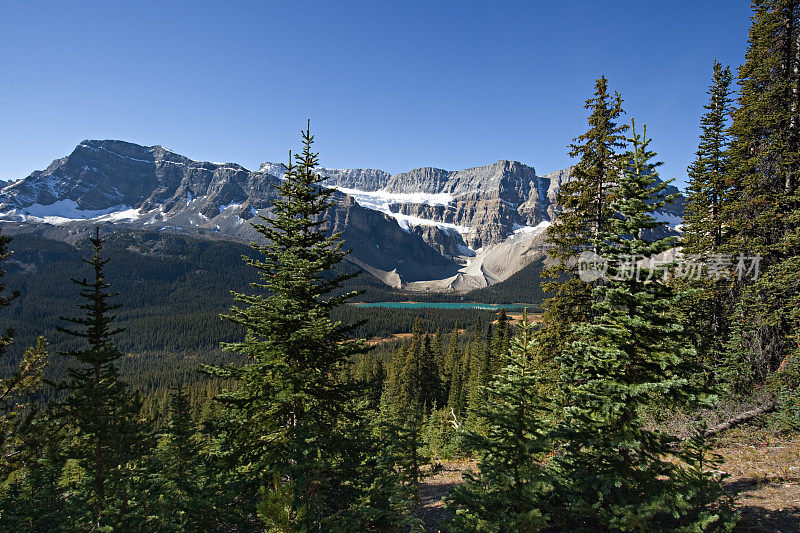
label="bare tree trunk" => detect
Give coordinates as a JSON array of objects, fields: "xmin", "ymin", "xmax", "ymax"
[{"xmin": 702, "ymin": 399, "xmax": 777, "ymax": 439}]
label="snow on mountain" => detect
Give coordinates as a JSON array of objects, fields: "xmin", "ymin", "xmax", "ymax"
[
  {"xmin": 2, "ymin": 199, "xmax": 142, "ymax": 225},
  {"xmin": 0, "ymin": 140, "xmax": 684, "ymax": 293}
]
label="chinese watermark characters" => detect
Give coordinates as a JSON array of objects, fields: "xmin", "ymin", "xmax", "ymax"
[{"xmin": 578, "ymin": 251, "xmax": 761, "ymax": 283}]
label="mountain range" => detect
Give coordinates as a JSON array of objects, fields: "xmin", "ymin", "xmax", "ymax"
[{"xmin": 0, "ymin": 140, "xmax": 683, "ymax": 292}]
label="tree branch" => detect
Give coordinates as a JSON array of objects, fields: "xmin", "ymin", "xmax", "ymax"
[{"xmin": 702, "ymin": 399, "xmax": 777, "ymax": 439}]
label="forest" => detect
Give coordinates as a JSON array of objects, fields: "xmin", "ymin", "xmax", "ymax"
[{"xmin": 2, "ymin": 1, "xmax": 800, "ymax": 531}]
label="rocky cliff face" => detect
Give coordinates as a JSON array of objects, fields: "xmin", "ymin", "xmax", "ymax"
[
  {"xmin": 1, "ymin": 140, "xmax": 684, "ymax": 293},
  {"xmin": 261, "ymin": 159, "xmax": 549, "ymax": 249}
]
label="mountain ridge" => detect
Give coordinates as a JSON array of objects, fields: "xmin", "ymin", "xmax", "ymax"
[{"xmin": 0, "ymin": 139, "xmax": 684, "ymax": 293}]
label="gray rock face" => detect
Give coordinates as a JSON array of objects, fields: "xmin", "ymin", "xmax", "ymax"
[
  {"xmin": 1, "ymin": 140, "xmax": 684, "ymax": 293},
  {"xmin": 0, "ymin": 141, "xmax": 461, "ymax": 287},
  {"xmin": 2, "ymin": 140, "xmax": 270, "ymax": 215},
  {"xmin": 260, "ymin": 159, "xmax": 550, "ymax": 249},
  {"xmin": 258, "ymin": 162, "xmax": 392, "ymax": 191}
]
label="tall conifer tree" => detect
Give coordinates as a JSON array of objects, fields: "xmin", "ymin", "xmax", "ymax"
[
  {"xmin": 552, "ymin": 123, "xmax": 734, "ymax": 530},
  {"xmin": 57, "ymin": 227, "xmax": 148, "ymax": 528},
  {"xmin": 685, "ymin": 61, "xmax": 734, "ymax": 254},
  {"xmin": 683, "ymin": 61, "xmax": 735, "ymax": 371},
  {"xmin": 447, "ymin": 310, "xmax": 553, "ymax": 531},
  {"xmin": 208, "ymin": 122, "xmax": 378, "ymax": 529},
  {"xmin": 540, "ymin": 77, "xmax": 628, "ymax": 360},
  {"xmin": 724, "ymin": 0, "xmax": 800, "ymax": 389}
]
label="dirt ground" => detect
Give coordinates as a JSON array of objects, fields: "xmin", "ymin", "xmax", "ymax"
[
  {"xmin": 418, "ymin": 438, "xmax": 800, "ymax": 532},
  {"xmin": 718, "ymin": 437, "xmax": 800, "ymax": 532},
  {"xmin": 417, "ymin": 460, "xmax": 475, "ymax": 530}
]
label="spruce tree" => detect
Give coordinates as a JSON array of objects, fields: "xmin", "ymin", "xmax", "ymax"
[
  {"xmin": 157, "ymin": 382, "xmax": 204, "ymax": 529},
  {"xmin": 723, "ymin": 0, "xmax": 800, "ymax": 390},
  {"xmin": 383, "ymin": 318, "xmax": 438, "ymax": 503},
  {"xmin": 0, "ymin": 232, "xmax": 47, "ymax": 479},
  {"xmin": 396, "ymin": 318, "xmax": 440, "ymax": 414},
  {"xmin": 685, "ymin": 61, "xmax": 734, "ymax": 255},
  {"xmin": 540, "ymin": 76, "xmax": 628, "ymax": 362},
  {"xmin": 682, "ymin": 60, "xmax": 736, "ymax": 374},
  {"xmin": 57, "ymin": 227, "xmax": 148, "ymax": 528},
  {"xmin": 447, "ymin": 310, "xmax": 554, "ymax": 532},
  {"xmin": 552, "ymin": 122, "xmax": 735, "ymax": 530},
  {"xmin": 207, "ymin": 122, "xmax": 383, "ymax": 529}
]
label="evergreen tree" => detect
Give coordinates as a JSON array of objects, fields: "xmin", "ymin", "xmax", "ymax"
[
  {"xmin": 0, "ymin": 408, "xmax": 68, "ymax": 531},
  {"xmin": 207, "ymin": 122, "xmax": 391, "ymax": 529},
  {"xmin": 56, "ymin": 227, "xmax": 149, "ymax": 528},
  {"xmin": 682, "ymin": 60, "xmax": 736, "ymax": 373},
  {"xmin": 552, "ymin": 122, "xmax": 735, "ymax": 530},
  {"xmin": 0, "ymin": 231, "xmax": 47, "ymax": 479},
  {"xmin": 156, "ymin": 382, "xmax": 204, "ymax": 529},
  {"xmin": 490, "ymin": 308, "xmax": 510, "ymax": 374},
  {"xmin": 685, "ymin": 61, "xmax": 735, "ymax": 254},
  {"xmin": 396, "ymin": 318, "xmax": 440, "ymax": 414},
  {"xmin": 383, "ymin": 318, "xmax": 439, "ymax": 504},
  {"xmin": 540, "ymin": 76, "xmax": 628, "ymax": 363},
  {"xmin": 447, "ymin": 310, "xmax": 554, "ymax": 532},
  {"xmin": 723, "ymin": 0, "xmax": 800, "ymax": 390}
]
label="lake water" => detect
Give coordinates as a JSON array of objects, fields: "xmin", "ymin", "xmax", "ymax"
[{"xmin": 353, "ymin": 302, "xmax": 533, "ymax": 311}]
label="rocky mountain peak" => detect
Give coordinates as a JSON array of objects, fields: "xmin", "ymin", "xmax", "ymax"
[{"xmin": 0, "ymin": 140, "xmax": 683, "ymax": 293}]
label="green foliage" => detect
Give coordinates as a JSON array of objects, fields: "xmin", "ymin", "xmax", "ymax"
[
  {"xmin": 721, "ymin": 0, "xmax": 800, "ymax": 394},
  {"xmin": 681, "ymin": 60, "xmax": 736, "ymax": 376},
  {"xmin": 726, "ymin": 0, "xmax": 800, "ymax": 261},
  {"xmin": 205, "ymin": 123, "xmax": 401, "ymax": 529},
  {"xmin": 55, "ymin": 228, "xmax": 152, "ymax": 529},
  {"xmin": 684, "ymin": 61, "xmax": 734, "ymax": 255},
  {"xmin": 447, "ymin": 310, "xmax": 554, "ymax": 532},
  {"xmin": 724, "ymin": 256, "xmax": 800, "ymax": 391},
  {"xmin": 0, "ymin": 231, "xmax": 47, "ymax": 479},
  {"xmin": 541, "ymin": 76, "xmax": 628, "ymax": 366},
  {"xmin": 551, "ymin": 122, "xmax": 735, "ymax": 531},
  {"xmin": 0, "ymin": 406, "xmax": 68, "ymax": 531}
]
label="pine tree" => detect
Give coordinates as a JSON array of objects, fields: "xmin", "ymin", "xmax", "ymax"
[
  {"xmin": 206, "ymin": 122, "xmax": 382, "ymax": 529},
  {"xmin": 723, "ymin": 0, "xmax": 800, "ymax": 391},
  {"xmin": 552, "ymin": 122, "xmax": 735, "ymax": 530},
  {"xmin": 682, "ymin": 60, "xmax": 736, "ymax": 374},
  {"xmin": 447, "ymin": 310, "xmax": 554, "ymax": 531},
  {"xmin": 685, "ymin": 61, "xmax": 734, "ymax": 254},
  {"xmin": 0, "ymin": 232, "xmax": 47, "ymax": 479},
  {"xmin": 57, "ymin": 227, "xmax": 149, "ymax": 528},
  {"xmin": 156, "ymin": 382, "xmax": 204, "ymax": 529},
  {"xmin": 540, "ymin": 76, "xmax": 628, "ymax": 363}
]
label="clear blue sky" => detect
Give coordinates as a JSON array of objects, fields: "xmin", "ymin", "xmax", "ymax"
[{"xmin": 2, "ymin": 0, "xmax": 751, "ymax": 189}]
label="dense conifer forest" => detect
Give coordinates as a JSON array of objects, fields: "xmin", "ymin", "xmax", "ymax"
[{"xmin": 2, "ymin": 2, "xmax": 800, "ymax": 530}]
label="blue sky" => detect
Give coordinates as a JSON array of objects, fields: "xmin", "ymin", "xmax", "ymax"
[{"xmin": 2, "ymin": 0, "xmax": 751, "ymax": 188}]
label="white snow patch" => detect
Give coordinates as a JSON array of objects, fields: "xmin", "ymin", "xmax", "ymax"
[
  {"xmin": 96, "ymin": 208, "xmax": 142, "ymax": 222},
  {"xmin": 331, "ymin": 186, "xmax": 468, "ymax": 234},
  {"xmin": 333, "ymin": 186, "xmax": 452, "ymax": 208},
  {"xmin": 218, "ymin": 202, "xmax": 242, "ymax": 213},
  {"xmin": 512, "ymin": 220, "xmax": 551, "ymax": 236},
  {"xmin": 0, "ymin": 199, "xmax": 141, "ymax": 225},
  {"xmin": 186, "ymin": 191, "xmax": 193, "ymax": 205},
  {"xmin": 388, "ymin": 212, "xmax": 469, "ymax": 234}
]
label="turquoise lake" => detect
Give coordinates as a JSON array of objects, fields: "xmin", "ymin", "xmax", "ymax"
[{"xmin": 353, "ymin": 302, "xmax": 533, "ymax": 311}]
